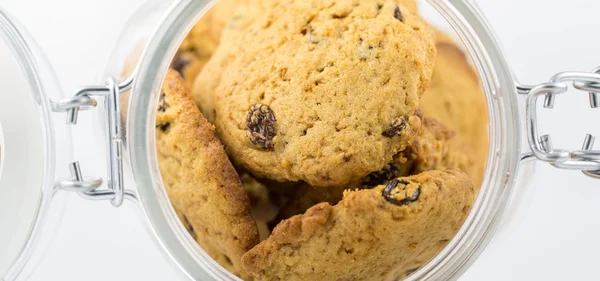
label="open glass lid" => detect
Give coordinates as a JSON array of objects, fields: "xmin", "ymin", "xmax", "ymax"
[{"xmin": 0, "ymin": 8, "xmax": 72, "ymax": 280}]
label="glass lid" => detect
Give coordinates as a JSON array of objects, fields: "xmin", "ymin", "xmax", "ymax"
[{"xmin": 0, "ymin": 8, "xmax": 71, "ymax": 280}]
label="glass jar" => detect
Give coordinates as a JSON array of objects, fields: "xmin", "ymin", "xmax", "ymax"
[{"xmin": 3, "ymin": 0, "xmax": 598, "ymax": 280}]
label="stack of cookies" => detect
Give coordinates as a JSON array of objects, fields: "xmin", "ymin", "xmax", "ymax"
[{"xmin": 156, "ymin": 0, "xmax": 488, "ymax": 280}]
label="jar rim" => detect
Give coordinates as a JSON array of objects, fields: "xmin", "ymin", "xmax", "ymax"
[{"xmin": 127, "ymin": 0, "xmax": 523, "ymax": 280}]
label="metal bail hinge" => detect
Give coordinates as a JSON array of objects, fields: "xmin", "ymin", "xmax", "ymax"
[
  {"xmin": 522, "ymin": 67, "xmax": 600, "ymax": 180},
  {"xmin": 51, "ymin": 76, "xmax": 137, "ymax": 207}
]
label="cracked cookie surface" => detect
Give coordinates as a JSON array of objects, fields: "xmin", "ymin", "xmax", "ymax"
[
  {"xmin": 195, "ymin": 0, "xmax": 435, "ymax": 187},
  {"xmin": 156, "ymin": 69, "xmax": 259, "ymax": 279},
  {"xmin": 193, "ymin": 0, "xmax": 420, "ymax": 122},
  {"xmin": 242, "ymin": 170, "xmax": 475, "ymax": 281}
]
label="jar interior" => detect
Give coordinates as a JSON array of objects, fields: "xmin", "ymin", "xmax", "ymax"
[
  {"xmin": 127, "ymin": 0, "xmax": 520, "ymax": 280},
  {"xmin": 165, "ymin": 1, "xmax": 490, "ymax": 278}
]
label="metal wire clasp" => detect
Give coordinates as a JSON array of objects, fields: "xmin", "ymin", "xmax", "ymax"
[
  {"xmin": 51, "ymin": 76, "xmax": 137, "ymax": 207},
  {"xmin": 522, "ymin": 67, "xmax": 600, "ymax": 179}
]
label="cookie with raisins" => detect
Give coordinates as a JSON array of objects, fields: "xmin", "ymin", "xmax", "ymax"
[
  {"xmin": 192, "ymin": 0, "xmax": 421, "ymax": 122},
  {"xmin": 195, "ymin": 0, "xmax": 435, "ymax": 187},
  {"xmin": 155, "ymin": 69, "xmax": 258, "ymax": 279},
  {"xmin": 242, "ymin": 170, "xmax": 475, "ymax": 281},
  {"xmin": 270, "ymin": 117, "xmax": 476, "ymax": 224}
]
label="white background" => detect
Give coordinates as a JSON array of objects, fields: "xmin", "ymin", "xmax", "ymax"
[{"xmin": 2, "ymin": 0, "xmax": 600, "ymax": 280}]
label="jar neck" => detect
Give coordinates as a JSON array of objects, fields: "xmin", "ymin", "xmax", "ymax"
[{"xmin": 125, "ymin": 0, "xmax": 522, "ymax": 280}]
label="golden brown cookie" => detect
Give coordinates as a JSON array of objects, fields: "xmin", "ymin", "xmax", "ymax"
[
  {"xmin": 156, "ymin": 69, "xmax": 259, "ymax": 279},
  {"xmin": 420, "ymin": 33, "xmax": 488, "ymax": 186},
  {"xmin": 196, "ymin": 0, "xmax": 435, "ymax": 187},
  {"xmin": 172, "ymin": 0, "xmax": 237, "ymax": 85},
  {"xmin": 192, "ymin": 0, "xmax": 419, "ymax": 122},
  {"xmin": 242, "ymin": 170, "xmax": 475, "ymax": 281}
]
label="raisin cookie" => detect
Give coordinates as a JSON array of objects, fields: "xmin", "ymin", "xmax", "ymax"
[
  {"xmin": 172, "ymin": 0, "xmax": 237, "ymax": 85},
  {"xmin": 420, "ymin": 33, "xmax": 488, "ymax": 186},
  {"xmin": 273, "ymin": 117, "xmax": 475, "ymax": 222},
  {"xmin": 192, "ymin": 0, "xmax": 419, "ymax": 122},
  {"xmin": 196, "ymin": 0, "xmax": 435, "ymax": 187},
  {"xmin": 242, "ymin": 170, "xmax": 475, "ymax": 281},
  {"xmin": 156, "ymin": 69, "xmax": 259, "ymax": 279}
]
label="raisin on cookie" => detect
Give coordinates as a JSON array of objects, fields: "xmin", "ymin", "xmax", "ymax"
[
  {"xmin": 420, "ymin": 31, "xmax": 488, "ymax": 186},
  {"xmin": 242, "ymin": 170, "xmax": 475, "ymax": 281},
  {"xmin": 156, "ymin": 69, "xmax": 259, "ymax": 279},
  {"xmin": 196, "ymin": 0, "xmax": 436, "ymax": 187}
]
